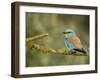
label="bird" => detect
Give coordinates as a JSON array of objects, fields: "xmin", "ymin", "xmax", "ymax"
[{"xmin": 63, "ymin": 29, "xmax": 86, "ymax": 54}]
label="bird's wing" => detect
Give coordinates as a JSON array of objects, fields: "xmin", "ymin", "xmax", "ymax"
[
  {"xmin": 64, "ymin": 38, "xmax": 75, "ymax": 49},
  {"xmin": 68, "ymin": 35, "xmax": 82, "ymax": 49}
]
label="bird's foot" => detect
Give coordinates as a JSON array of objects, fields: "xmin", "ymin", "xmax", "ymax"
[{"xmin": 70, "ymin": 50, "xmax": 76, "ymax": 54}]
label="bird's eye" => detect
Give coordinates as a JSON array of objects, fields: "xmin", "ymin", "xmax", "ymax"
[
  {"xmin": 63, "ymin": 32, "xmax": 72, "ymax": 34},
  {"xmin": 67, "ymin": 32, "xmax": 71, "ymax": 33}
]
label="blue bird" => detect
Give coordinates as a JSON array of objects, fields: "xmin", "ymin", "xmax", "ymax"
[{"xmin": 63, "ymin": 29, "xmax": 86, "ymax": 54}]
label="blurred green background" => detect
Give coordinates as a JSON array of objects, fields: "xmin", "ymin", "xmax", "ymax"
[{"xmin": 26, "ymin": 12, "xmax": 89, "ymax": 67}]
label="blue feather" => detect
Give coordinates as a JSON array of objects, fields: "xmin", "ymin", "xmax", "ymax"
[{"xmin": 64, "ymin": 38, "xmax": 75, "ymax": 50}]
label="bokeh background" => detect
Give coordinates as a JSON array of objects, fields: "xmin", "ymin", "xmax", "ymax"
[{"xmin": 26, "ymin": 12, "xmax": 89, "ymax": 67}]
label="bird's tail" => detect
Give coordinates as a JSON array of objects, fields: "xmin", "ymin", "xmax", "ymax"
[{"xmin": 73, "ymin": 48, "xmax": 87, "ymax": 54}]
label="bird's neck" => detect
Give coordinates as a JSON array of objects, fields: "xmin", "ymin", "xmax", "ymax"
[{"xmin": 65, "ymin": 34, "xmax": 75, "ymax": 39}]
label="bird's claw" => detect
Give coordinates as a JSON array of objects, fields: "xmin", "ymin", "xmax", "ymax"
[{"xmin": 70, "ymin": 50, "xmax": 76, "ymax": 54}]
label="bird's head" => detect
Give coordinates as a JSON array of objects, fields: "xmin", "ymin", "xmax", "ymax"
[{"xmin": 63, "ymin": 29, "xmax": 76, "ymax": 38}]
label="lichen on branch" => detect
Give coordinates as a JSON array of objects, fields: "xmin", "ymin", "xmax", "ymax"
[{"xmin": 26, "ymin": 33, "xmax": 87, "ymax": 56}]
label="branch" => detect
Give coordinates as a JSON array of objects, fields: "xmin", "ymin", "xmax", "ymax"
[
  {"xmin": 26, "ymin": 34, "xmax": 87, "ymax": 56},
  {"xmin": 26, "ymin": 33, "xmax": 48, "ymax": 42}
]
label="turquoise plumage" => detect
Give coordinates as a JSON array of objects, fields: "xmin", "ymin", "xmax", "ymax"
[
  {"xmin": 63, "ymin": 29, "xmax": 86, "ymax": 54},
  {"xmin": 64, "ymin": 38, "xmax": 75, "ymax": 50}
]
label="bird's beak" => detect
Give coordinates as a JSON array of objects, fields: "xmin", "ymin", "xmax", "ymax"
[{"xmin": 62, "ymin": 32, "xmax": 66, "ymax": 34}]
